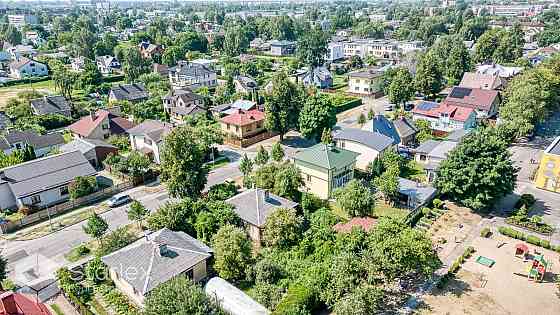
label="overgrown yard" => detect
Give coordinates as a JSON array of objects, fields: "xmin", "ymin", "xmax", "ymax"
[{"xmin": 0, "ymin": 80, "xmax": 56, "ymax": 108}]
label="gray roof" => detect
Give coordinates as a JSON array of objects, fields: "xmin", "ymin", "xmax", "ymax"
[
  {"xmin": 348, "ymin": 68, "xmax": 383, "ymax": 79},
  {"xmin": 109, "ymin": 84, "xmax": 149, "ymax": 102},
  {"xmin": 234, "ymin": 75, "xmax": 258, "ymax": 90},
  {"xmin": 0, "ymin": 151, "xmax": 96, "ymax": 198},
  {"xmin": 102, "ymin": 228, "xmax": 212, "ymax": 296},
  {"xmin": 0, "ymin": 130, "xmax": 64, "ymax": 151},
  {"xmin": 60, "ymin": 138, "xmax": 116, "ymax": 155},
  {"xmin": 127, "ymin": 120, "xmax": 173, "ymax": 143},
  {"xmin": 446, "ymin": 129, "xmax": 471, "ymax": 142},
  {"xmin": 226, "ymin": 189, "xmax": 298, "ymax": 228},
  {"xmin": 163, "ymin": 89, "xmax": 203, "ymax": 102},
  {"xmin": 398, "ymin": 177, "xmax": 437, "ymax": 206},
  {"xmin": 171, "ymin": 105, "xmax": 206, "ymax": 116},
  {"xmin": 415, "ymin": 140, "xmax": 441, "ymax": 154},
  {"xmin": 545, "ymin": 136, "xmax": 560, "ymax": 156},
  {"xmin": 333, "ymin": 128, "xmax": 393, "ymax": 152},
  {"xmin": 393, "ymin": 117, "xmax": 418, "ymax": 139},
  {"xmin": 428, "ymin": 141, "xmax": 457, "ymax": 159},
  {"xmin": 30, "ymin": 96, "xmax": 71, "ymax": 116},
  {"xmin": 0, "ymin": 112, "xmax": 10, "ymax": 130},
  {"xmin": 169, "ymin": 61, "xmax": 215, "ymax": 77}
]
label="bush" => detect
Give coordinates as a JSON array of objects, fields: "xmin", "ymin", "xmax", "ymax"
[
  {"xmin": 95, "ymin": 227, "xmax": 137, "ymax": 256},
  {"xmin": 449, "ymin": 261, "xmax": 460, "ymax": 274},
  {"xmin": 273, "ymin": 284, "xmax": 314, "ymax": 315},
  {"xmin": 526, "ymin": 235, "xmax": 541, "ymax": 246},
  {"xmin": 540, "ymin": 239, "xmax": 551, "ymax": 249},
  {"xmin": 480, "ymin": 227, "xmax": 491, "ymax": 238},
  {"xmin": 515, "ymin": 194, "xmax": 536, "ymax": 209}
]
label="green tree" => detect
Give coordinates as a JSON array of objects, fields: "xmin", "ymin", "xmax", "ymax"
[
  {"xmin": 69, "ymin": 176, "xmax": 97, "ymax": 200},
  {"xmin": 147, "ymin": 199, "xmax": 196, "ymax": 235},
  {"xmin": 223, "ymin": 25, "xmax": 249, "ymax": 57},
  {"xmin": 122, "ymin": 49, "xmax": 150, "ymax": 82},
  {"xmin": 194, "ymin": 201, "xmax": 240, "ymax": 243},
  {"xmin": 373, "ymin": 167, "xmax": 400, "ymax": 203},
  {"xmin": 144, "ymin": 277, "xmax": 225, "ymax": 315},
  {"xmin": 84, "ymin": 256, "xmax": 106, "ymax": 285},
  {"xmin": 263, "ymin": 207, "xmax": 303, "ymax": 248},
  {"xmin": 271, "ymin": 142, "xmax": 285, "ymax": 162},
  {"xmin": 82, "ymin": 212, "xmax": 109, "ymax": 245},
  {"xmin": 435, "ymin": 128, "xmax": 518, "ymax": 211},
  {"xmin": 296, "ymin": 27, "xmax": 328, "ymax": 68},
  {"xmin": 264, "ymin": 72, "xmax": 302, "ymax": 141},
  {"xmin": 0, "ymin": 24, "xmax": 22, "ymax": 45},
  {"xmin": 0, "ymin": 255, "xmax": 7, "ymax": 283},
  {"xmin": 125, "ymin": 151, "xmax": 151, "ymax": 178},
  {"xmin": 299, "ymin": 92, "xmax": 336, "ymax": 141},
  {"xmin": 273, "ymin": 163, "xmax": 303, "ymax": 201},
  {"xmin": 414, "ymin": 119, "xmax": 433, "ymax": 142},
  {"xmin": 211, "ymin": 225, "xmax": 252, "ymax": 281},
  {"xmin": 255, "ymin": 145, "xmax": 269, "ymax": 166},
  {"xmin": 357, "ymin": 113, "xmax": 366, "ymax": 126},
  {"xmin": 333, "ymin": 180, "xmax": 375, "ymax": 217},
  {"xmin": 127, "ymin": 200, "xmax": 149, "ymax": 228},
  {"xmin": 415, "ymin": 51, "xmax": 443, "ymax": 98},
  {"xmin": 387, "ymin": 68, "xmax": 414, "ymax": 107},
  {"xmin": 239, "ymin": 153, "xmax": 254, "ymax": 188}
]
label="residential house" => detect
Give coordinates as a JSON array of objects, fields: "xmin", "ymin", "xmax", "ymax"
[
  {"xmin": 108, "ymin": 83, "xmax": 149, "ymax": 103},
  {"xmin": 153, "ymin": 63, "xmax": 169, "ymax": 76},
  {"xmin": 220, "ymin": 109, "xmax": 265, "ymax": 140},
  {"xmin": 205, "ymin": 277, "xmax": 270, "ymax": 315},
  {"xmin": 60, "ymin": 138, "xmax": 118, "ymax": 168},
  {"xmin": 0, "ymin": 291, "xmax": 51, "ymax": 315},
  {"xmin": 534, "ymin": 136, "xmax": 560, "ymax": 193},
  {"xmin": 7, "ymin": 14, "xmax": 38, "ymax": 27},
  {"xmin": 347, "ymin": 68, "xmax": 383, "ymax": 96},
  {"xmin": 234, "ymin": 75, "xmax": 259, "ymax": 95},
  {"xmin": 168, "ymin": 61, "xmax": 217, "ymax": 90},
  {"xmin": 24, "ymin": 31, "xmax": 44, "ymax": 46},
  {"xmin": 30, "ymin": 95, "xmax": 72, "ymax": 117},
  {"xmin": 333, "ymin": 128, "xmax": 394, "ymax": 171},
  {"xmin": 211, "ymin": 99, "xmax": 257, "ymax": 117},
  {"xmin": 102, "ymin": 228, "xmax": 213, "ymax": 306},
  {"xmin": 226, "ymin": 188, "xmax": 298, "ymax": 244},
  {"xmin": 8, "ymin": 57, "xmax": 47, "ymax": 79},
  {"xmin": 414, "ymin": 140, "xmax": 458, "ymax": 182},
  {"xmin": 397, "ymin": 177, "xmax": 437, "ymax": 210},
  {"xmin": 442, "ymin": 87, "xmax": 501, "ymax": 119},
  {"xmin": 0, "ymin": 112, "xmax": 9, "ymax": 130},
  {"xmin": 68, "ymin": 109, "xmax": 135, "ymax": 140},
  {"xmin": 412, "ymin": 101, "xmax": 476, "ymax": 135},
  {"xmin": 362, "ymin": 115, "xmax": 418, "ymax": 147},
  {"xmin": 249, "ymin": 38, "xmax": 269, "ymax": 51},
  {"xmin": 476, "ymin": 63, "xmax": 522, "ymax": 79},
  {"xmin": 459, "ymin": 72, "xmax": 506, "ymax": 90},
  {"xmin": 96, "ymin": 55, "xmax": 121, "ymax": 75},
  {"xmin": 162, "ymin": 89, "xmax": 206, "ymax": 124},
  {"xmin": 190, "ymin": 58, "xmax": 217, "ymax": 70},
  {"xmin": 138, "ymin": 41, "xmax": 163, "ymax": 59},
  {"xmin": 0, "ymin": 130, "xmax": 64, "ymax": 157},
  {"xmin": 302, "ymin": 67, "xmax": 333, "ymax": 89},
  {"xmin": 293, "ymin": 143, "xmax": 359, "ymax": 199},
  {"xmin": 269, "ymin": 40, "xmax": 296, "ymax": 56},
  {"xmin": 128, "ymin": 120, "xmax": 173, "ymax": 164},
  {"xmin": 0, "ymin": 151, "xmax": 96, "ymax": 210},
  {"xmin": 6, "ymin": 44, "xmax": 36, "ymax": 59},
  {"xmin": 326, "ymin": 42, "xmax": 344, "ymax": 61}
]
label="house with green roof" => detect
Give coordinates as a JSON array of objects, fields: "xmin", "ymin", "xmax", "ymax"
[{"xmin": 293, "ymin": 143, "xmax": 359, "ymax": 199}]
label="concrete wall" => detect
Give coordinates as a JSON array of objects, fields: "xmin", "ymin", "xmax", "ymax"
[
  {"xmin": 295, "ymin": 162, "xmax": 330, "ymax": 200},
  {"xmin": 336, "ymin": 140, "xmax": 380, "ymax": 171},
  {"xmin": 17, "ymin": 184, "xmax": 70, "ymax": 209},
  {"xmin": 0, "ymin": 183, "xmax": 16, "ymax": 210},
  {"xmin": 130, "ymin": 134, "xmax": 161, "ymax": 164}
]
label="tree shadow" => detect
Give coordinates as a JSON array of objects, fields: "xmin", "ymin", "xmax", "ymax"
[
  {"xmin": 281, "ymin": 134, "xmax": 315, "ymax": 149},
  {"xmin": 430, "ymin": 274, "xmax": 473, "ymax": 298},
  {"xmin": 220, "ymin": 149, "xmax": 242, "ymax": 162},
  {"xmin": 529, "ymin": 199, "xmax": 553, "ymax": 217}
]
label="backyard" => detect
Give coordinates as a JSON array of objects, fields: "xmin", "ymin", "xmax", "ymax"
[{"xmin": 0, "ymin": 80, "xmax": 56, "ymax": 108}]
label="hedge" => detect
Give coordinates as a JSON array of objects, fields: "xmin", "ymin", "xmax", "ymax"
[
  {"xmin": 333, "ymin": 98, "xmax": 363, "ymax": 114},
  {"xmin": 480, "ymin": 227, "xmax": 491, "ymax": 238},
  {"xmin": 102, "ymin": 75, "xmax": 125, "ymax": 83},
  {"xmin": 1, "ymin": 76, "xmax": 50, "ymax": 87},
  {"xmin": 272, "ymin": 284, "xmax": 314, "ymax": 315},
  {"xmin": 65, "ymin": 291, "xmax": 95, "ymax": 315},
  {"xmin": 498, "ymin": 226, "xmax": 558, "ymax": 252}
]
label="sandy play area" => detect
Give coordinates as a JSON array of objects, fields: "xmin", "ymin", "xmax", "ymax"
[{"xmin": 419, "ymin": 234, "xmax": 560, "ymax": 315}]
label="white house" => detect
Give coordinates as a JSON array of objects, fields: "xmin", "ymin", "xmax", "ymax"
[
  {"xmin": 412, "ymin": 101, "xmax": 477, "ymax": 134},
  {"xmin": 168, "ymin": 61, "xmax": 217, "ymax": 90},
  {"xmin": 414, "ymin": 140, "xmax": 458, "ymax": 182},
  {"xmin": 333, "ymin": 128, "xmax": 395, "ymax": 171},
  {"xmin": 96, "ymin": 55, "xmax": 121, "ymax": 75},
  {"xmin": 0, "ymin": 151, "xmax": 96, "ymax": 210},
  {"xmin": 128, "ymin": 120, "xmax": 173, "ymax": 164},
  {"xmin": 326, "ymin": 42, "xmax": 344, "ymax": 61},
  {"xmin": 8, "ymin": 57, "xmax": 48, "ymax": 79},
  {"xmin": 347, "ymin": 68, "xmax": 383, "ymax": 95}
]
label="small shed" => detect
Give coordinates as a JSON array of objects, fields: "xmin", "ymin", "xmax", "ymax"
[{"xmin": 205, "ymin": 277, "xmax": 270, "ymax": 315}]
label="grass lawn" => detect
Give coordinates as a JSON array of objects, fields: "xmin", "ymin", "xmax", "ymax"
[
  {"xmin": 374, "ymin": 202, "xmax": 410, "ymax": 220},
  {"xmin": 50, "ymin": 304, "xmax": 65, "ymax": 315},
  {"xmin": 332, "ymin": 74, "xmax": 348, "ymax": 89},
  {"xmin": 208, "ymin": 156, "xmax": 230, "ymax": 170},
  {"xmin": 0, "ymin": 80, "xmax": 56, "ymax": 108},
  {"xmin": 401, "ymin": 160, "xmax": 427, "ymax": 182}
]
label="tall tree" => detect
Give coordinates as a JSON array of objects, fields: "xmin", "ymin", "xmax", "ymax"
[
  {"xmin": 262, "ymin": 207, "xmax": 303, "ymax": 248},
  {"xmin": 333, "ymin": 179, "xmax": 375, "ymax": 217},
  {"xmin": 414, "ymin": 51, "xmax": 443, "ymax": 99},
  {"xmin": 271, "ymin": 142, "xmax": 285, "ymax": 162},
  {"xmin": 435, "ymin": 128, "xmax": 518, "ymax": 211},
  {"xmin": 82, "ymin": 212, "xmax": 109, "ymax": 245},
  {"xmin": 211, "ymin": 225, "xmax": 252, "ymax": 281},
  {"xmin": 264, "ymin": 72, "xmax": 302, "ymax": 141},
  {"xmin": 122, "ymin": 49, "xmax": 150, "ymax": 82},
  {"xmin": 387, "ymin": 68, "xmax": 414, "ymax": 107},
  {"xmin": 298, "ymin": 92, "xmax": 336, "ymax": 141},
  {"xmin": 255, "ymin": 145, "xmax": 269, "ymax": 166},
  {"xmin": 127, "ymin": 200, "xmax": 149, "ymax": 228},
  {"xmin": 296, "ymin": 27, "xmax": 328, "ymax": 68}
]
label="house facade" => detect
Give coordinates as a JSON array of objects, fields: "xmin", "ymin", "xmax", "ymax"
[
  {"xmin": 96, "ymin": 55, "xmax": 121, "ymax": 75},
  {"xmin": 220, "ymin": 109, "xmax": 265, "ymax": 140},
  {"xmin": 269, "ymin": 40, "xmax": 296, "ymax": 56},
  {"xmin": 414, "ymin": 140, "xmax": 458, "ymax": 182},
  {"xmin": 534, "ymin": 136, "xmax": 560, "ymax": 193},
  {"xmin": 68, "ymin": 108, "xmax": 135, "ymax": 140},
  {"xmin": 326, "ymin": 42, "xmax": 344, "ymax": 61},
  {"xmin": 0, "ymin": 130, "xmax": 64, "ymax": 157},
  {"xmin": 163, "ymin": 89, "xmax": 206, "ymax": 124},
  {"xmin": 128, "ymin": 120, "xmax": 173, "ymax": 164},
  {"xmin": 442, "ymin": 87, "xmax": 500, "ymax": 119},
  {"xmin": 168, "ymin": 61, "xmax": 217, "ymax": 90},
  {"xmin": 8, "ymin": 57, "xmax": 48, "ymax": 79},
  {"xmin": 333, "ymin": 128, "xmax": 394, "ymax": 171},
  {"xmin": 412, "ymin": 101, "xmax": 476, "ymax": 134},
  {"xmin": 293, "ymin": 143, "xmax": 359, "ymax": 199},
  {"xmin": 347, "ymin": 69, "xmax": 383, "ymax": 95},
  {"xmin": 0, "ymin": 151, "xmax": 96, "ymax": 210}
]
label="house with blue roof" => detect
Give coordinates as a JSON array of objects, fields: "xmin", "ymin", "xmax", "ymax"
[{"xmin": 362, "ymin": 115, "xmax": 418, "ymax": 147}]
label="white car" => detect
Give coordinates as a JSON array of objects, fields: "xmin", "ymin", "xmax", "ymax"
[{"xmin": 107, "ymin": 194, "xmax": 132, "ymax": 208}]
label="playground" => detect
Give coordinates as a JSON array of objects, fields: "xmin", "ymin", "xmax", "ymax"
[{"xmin": 420, "ymin": 233, "xmax": 560, "ymax": 315}]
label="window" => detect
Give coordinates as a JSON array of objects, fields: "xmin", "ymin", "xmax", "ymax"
[
  {"xmin": 420, "ymin": 155, "xmax": 427, "ymax": 161},
  {"xmin": 102, "ymin": 123, "xmax": 109, "ymax": 130},
  {"xmin": 60, "ymin": 186, "xmax": 69, "ymax": 196},
  {"xmin": 31, "ymin": 195, "xmax": 41, "ymax": 204},
  {"xmin": 186, "ymin": 269, "xmax": 194, "ymax": 280},
  {"xmin": 235, "ymin": 126, "xmax": 239, "ymax": 132},
  {"xmin": 306, "ymin": 174, "xmax": 311, "ymax": 181}
]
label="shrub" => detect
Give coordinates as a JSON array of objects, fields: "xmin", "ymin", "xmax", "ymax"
[
  {"xmin": 273, "ymin": 284, "xmax": 314, "ymax": 315},
  {"xmin": 95, "ymin": 227, "xmax": 137, "ymax": 256},
  {"xmin": 540, "ymin": 239, "xmax": 551, "ymax": 249},
  {"xmin": 480, "ymin": 227, "xmax": 491, "ymax": 238},
  {"xmin": 515, "ymin": 194, "xmax": 536, "ymax": 209},
  {"xmin": 449, "ymin": 261, "xmax": 460, "ymax": 274}
]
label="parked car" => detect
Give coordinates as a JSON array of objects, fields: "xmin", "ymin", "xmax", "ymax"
[
  {"xmin": 404, "ymin": 102, "xmax": 415, "ymax": 111},
  {"xmin": 107, "ymin": 194, "xmax": 132, "ymax": 207}
]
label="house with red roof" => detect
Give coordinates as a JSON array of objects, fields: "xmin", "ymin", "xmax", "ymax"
[
  {"xmin": 68, "ymin": 108, "xmax": 135, "ymax": 140},
  {"xmin": 0, "ymin": 291, "xmax": 51, "ymax": 315},
  {"xmin": 219, "ymin": 109, "xmax": 266, "ymax": 141},
  {"xmin": 441, "ymin": 87, "xmax": 500, "ymax": 119},
  {"xmin": 412, "ymin": 101, "xmax": 476, "ymax": 135}
]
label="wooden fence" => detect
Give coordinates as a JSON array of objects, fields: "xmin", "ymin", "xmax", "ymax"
[
  {"xmin": 0, "ymin": 181, "xmax": 133, "ymax": 234},
  {"xmin": 223, "ymin": 131, "xmax": 278, "ymax": 148}
]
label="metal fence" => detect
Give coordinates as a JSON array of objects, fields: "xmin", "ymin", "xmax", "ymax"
[{"xmin": 0, "ymin": 181, "xmax": 133, "ymax": 234}]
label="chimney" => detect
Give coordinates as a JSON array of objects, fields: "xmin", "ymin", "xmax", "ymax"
[
  {"xmin": 157, "ymin": 241, "xmax": 168, "ymax": 257},
  {"xmin": 0, "ymin": 292, "xmax": 18, "ymax": 315},
  {"xmin": 264, "ymin": 190, "xmax": 270, "ymax": 202}
]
